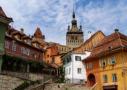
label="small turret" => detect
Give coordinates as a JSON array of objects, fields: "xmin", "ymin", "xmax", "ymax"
[
  {"xmin": 68, "ymin": 25, "xmax": 70, "ymax": 31},
  {"xmin": 79, "ymin": 25, "xmax": 82, "ymax": 31}
]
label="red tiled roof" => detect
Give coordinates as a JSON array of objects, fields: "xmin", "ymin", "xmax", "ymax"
[
  {"xmin": 0, "ymin": 6, "xmax": 7, "ymax": 17},
  {"xmin": 73, "ymin": 31, "xmax": 105, "ymax": 51},
  {"xmin": 85, "ymin": 31, "xmax": 127, "ymax": 60},
  {"xmin": 0, "ymin": 6, "xmax": 13, "ymax": 22}
]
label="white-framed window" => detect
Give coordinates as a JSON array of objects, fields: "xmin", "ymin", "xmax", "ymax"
[
  {"xmin": 77, "ymin": 68, "xmax": 81, "ymax": 74},
  {"xmin": 75, "ymin": 56, "xmax": 81, "ymax": 61},
  {"xmin": 21, "ymin": 47, "xmax": 30, "ymax": 56},
  {"xmin": 12, "ymin": 41, "xmax": 16, "ymax": 51}
]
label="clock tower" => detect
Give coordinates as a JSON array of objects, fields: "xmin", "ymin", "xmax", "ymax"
[{"xmin": 66, "ymin": 11, "xmax": 84, "ymax": 48}]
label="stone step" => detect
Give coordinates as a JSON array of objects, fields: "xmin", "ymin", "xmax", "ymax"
[
  {"xmin": 25, "ymin": 83, "xmax": 90, "ymax": 90},
  {"xmin": 0, "ymin": 74, "xmax": 24, "ymax": 90}
]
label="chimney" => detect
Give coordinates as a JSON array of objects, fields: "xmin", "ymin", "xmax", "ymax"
[
  {"xmin": 114, "ymin": 28, "xmax": 119, "ymax": 33},
  {"xmin": 20, "ymin": 28, "xmax": 24, "ymax": 33}
]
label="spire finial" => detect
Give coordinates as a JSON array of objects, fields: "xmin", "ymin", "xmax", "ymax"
[
  {"xmin": 73, "ymin": 11, "xmax": 75, "ymax": 19},
  {"xmin": 72, "ymin": 0, "xmax": 76, "ymax": 19}
]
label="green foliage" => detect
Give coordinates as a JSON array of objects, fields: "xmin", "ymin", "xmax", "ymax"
[{"xmin": 55, "ymin": 66, "xmax": 65, "ymax": 83}]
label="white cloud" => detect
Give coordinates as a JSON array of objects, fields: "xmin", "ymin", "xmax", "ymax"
[{"xmin": 0, "ymin": 0, "xmax": 127, "ymax": 44}]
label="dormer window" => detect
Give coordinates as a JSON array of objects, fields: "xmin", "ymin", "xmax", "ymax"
[
  {"xmin": 109, "ymin": 56, "xmax": 116, "ymax": 65},
  {"xmin": 99, "ymin": 58, "xmax": 107, "ymax": 68}
]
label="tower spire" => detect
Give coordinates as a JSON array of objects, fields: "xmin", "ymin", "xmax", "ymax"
[
  {"xmin": 72, "ymin": 0, "xmax": 76, "ymax": 19},
  {"xmin": 72, "ymin": 10, "xmax": 75, "ymax": 19}
]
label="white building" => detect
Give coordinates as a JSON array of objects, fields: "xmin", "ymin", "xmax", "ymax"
[{"xmin": 63, "ymin": 51, "xmax": 91, "ymax": 84}]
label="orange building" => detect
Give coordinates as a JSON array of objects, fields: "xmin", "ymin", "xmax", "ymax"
[{"xmin": 43, "ymin": 43, "xmax": 63, "ymax": 68}]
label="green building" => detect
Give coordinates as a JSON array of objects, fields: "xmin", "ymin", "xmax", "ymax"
[{"xmin": 0, "ymin": 7, "xmax": 13, "ymax": 72}]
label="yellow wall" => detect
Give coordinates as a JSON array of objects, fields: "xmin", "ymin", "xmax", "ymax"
[{"xmin": 98, "ymin": 51, "xmax": 127, "ymax": 90}]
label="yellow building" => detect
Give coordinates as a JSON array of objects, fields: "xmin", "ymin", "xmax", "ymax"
[{"xmin": 84, "ymin": 29, "xmax": 127, "ymax": 90}]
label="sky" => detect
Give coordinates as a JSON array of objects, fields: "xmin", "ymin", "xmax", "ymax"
[{"xmin": 0, "ymin": 0, "xmax": 127, "ymax": 45}]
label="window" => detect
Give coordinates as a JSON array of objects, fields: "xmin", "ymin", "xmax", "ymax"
[
  {"xmin": 77, "ymin": 68, "xmax": 81, "ymax": 74},
  {"xmin": 69, "ymin": 68, "xmax": 71, "ymax": 74},
  {"xmin": 75, "ymin": 56, "xmax": 81, "ymax": 61},
  {"xmin": 86, "ymin": 64, "xmax": 89, "ymax": 69},
  {"xmin": 12, "ymin": 41, "xmax": 16, "ymax": 51},
  {"xmin": 99, "ymin": 59, "xmax": 107, "ymax": 68},
  {"xmin": 65, "ymin": 68, "xmax": 68, "ymax": 75},
  {"xmin": 112, "ymin": 73, "xmax": 117, "ymax": 82},
  {"xmin": 86, "ymin": 63, "xmax": 93, "ymax": 69},
  {"xmin": 5, "ymin": 41, "xmax": 10, "ymax": 49},
  {"xmin": 21, "ymin": 47, "xmax": 30, "ymax": 56},
  {"xmin": 110, "ymin": 56, "xmax": 116, "ymax": 65},
  {"xmin": 89, "ymin": 63, "xmax": 93, "ymax": 69},
  {"xmin": 66, "ymin": 57, "xmax": 71, "ymax": 64},
  {"xmin": 103, "ymin": 74, "xmax": 108, "ymax": 83},
  {"xmin": 71, "ymin": 36, "xmax": 74, "ymax": 39}
]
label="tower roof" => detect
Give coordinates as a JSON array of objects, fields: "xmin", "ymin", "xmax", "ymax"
[{"xmin": 34, "ymin": 27, "xmax": 43, "ymax": 39}]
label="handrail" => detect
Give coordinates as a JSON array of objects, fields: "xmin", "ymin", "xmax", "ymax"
[
  {"xmin": 90, "ymin": 83, "xmax": 98, "ymax": 90},
  {"xmin": 26, "ymin": 79, "xmax": 52, "ymax": 90}
]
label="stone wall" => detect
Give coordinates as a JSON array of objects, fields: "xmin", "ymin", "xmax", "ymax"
[{"xmin": 0, "ymin": 74, "xmax": 24, "ymax": 90}]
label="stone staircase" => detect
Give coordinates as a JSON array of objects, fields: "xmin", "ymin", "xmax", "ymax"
[
  {"xmin": 0, "ymin": 71, "xmax": 50, "ymax": 90},
  {"xmin": 27, "ymin": 83, "xmax": 90, "ymax": 90},
  {"xmin": 0, "ymin": 74, "xmax": 24, "ymax": 90}
]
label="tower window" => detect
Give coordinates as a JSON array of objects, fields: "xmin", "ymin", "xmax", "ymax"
[
  {"xmin": 71, "ymin": 36, "xmax": 74, "ymax": 39},
  {"xmin": 75, "ymin": 36, "xmax": 77, "ymax": 40}
]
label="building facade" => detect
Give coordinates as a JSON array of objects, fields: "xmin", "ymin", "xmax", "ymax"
[
  {"xmin": 66, "ymin": 12, "xmax": 84, "ymax": 48},
  {"xmin": 0, "ymin": 7, "xmax": 59, "ymax": 75},
  {"xmin": 63, "ymin": 51, "xmax": 91, "ymax": 84},
  {"xmin": 83, "ymin": 29, "xmax": 127, "ymax": 90},
  {"xmin": 0, "ymin": 6, "xmax": 13, "ymax": 73}
]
